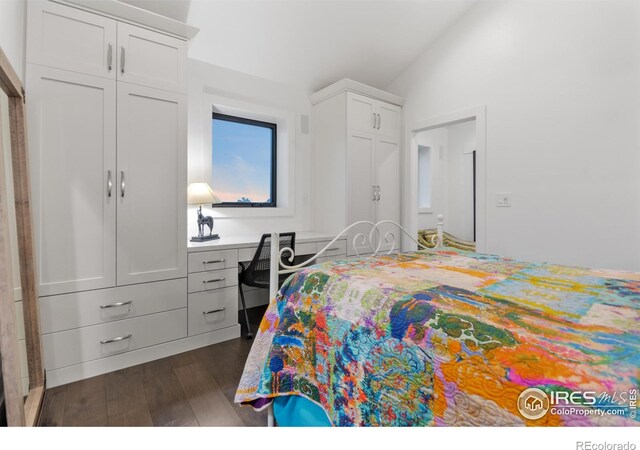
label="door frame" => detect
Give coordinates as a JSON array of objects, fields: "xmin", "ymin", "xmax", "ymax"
[{"xmin": 406, "ymin": 106, "xmax": 487, "ymax": 252}]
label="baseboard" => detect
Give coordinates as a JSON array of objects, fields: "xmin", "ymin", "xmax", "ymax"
[{"xmin": 45, "ymin": 324, "xmax": 241, "ymax": 388}]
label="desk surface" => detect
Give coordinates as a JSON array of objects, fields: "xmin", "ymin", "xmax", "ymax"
[{"xmin": 187, "ymin": 230, "xmax": 345, "ymax": 253}]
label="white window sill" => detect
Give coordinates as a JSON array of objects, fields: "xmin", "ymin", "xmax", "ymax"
[{"xmin": 418, "ymin": 208, "xmax": 433, "ymax": 214}]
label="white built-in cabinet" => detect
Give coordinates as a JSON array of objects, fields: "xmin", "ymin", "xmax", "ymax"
[
  {"xmin": 311, "ymin": 80, "xmax": 403, "ymax": 256},
  {"xmin": 25, "ymin": 0, "xmax": 193, "ymax": 387}
]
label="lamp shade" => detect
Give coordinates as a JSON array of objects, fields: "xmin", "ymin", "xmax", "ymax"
[{"xmin": 187, "ymin": 182, "xmax": 222, "ymax": 205}]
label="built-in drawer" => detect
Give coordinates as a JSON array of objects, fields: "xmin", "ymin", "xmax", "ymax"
[
  {"xmin": 39, "ymin": 278, "xmax": 187, "ymax": 334},
  {"xmin": 188, "ymin": 287, "xmax": 238, "ymax": 336},
  {"xmin": 316, "ymin": 239, "xmax": 347, "ymax": 257},
  {"xmin": 316, "ymin": 254, "xmax": 347, "ymax": 264},
  {"xmin": 188, "ymin": 249, "xmax": 238, "ymax": 273},
  {"xmin": 187, "ymin": 268, "xmax": 238, "ymax": 294},
  {"xmin": 237, "ymin": 241, "xmax": 316, "ymax": 263},
  {"xmin": 42, "ymin": 308, "xmax": 187, "ymax": 370}
]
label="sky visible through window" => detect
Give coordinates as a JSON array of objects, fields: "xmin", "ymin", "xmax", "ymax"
[{"xmin": 211, "ymin": 117, "xmax": 273, "ymax": 204}]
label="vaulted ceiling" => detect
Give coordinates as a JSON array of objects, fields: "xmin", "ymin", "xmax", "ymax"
[{"xmin": 120, "ymin": 0, "xmax": 476, "ymax": 92}]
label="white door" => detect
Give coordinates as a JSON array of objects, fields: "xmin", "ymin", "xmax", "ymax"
[
  {"xmin": 117, "ymin": 83, "xmax": 187, "ymax": 285},
  {"xmin": 26, "ymin": 1, "xmax": 117, "ymax": 79},
  {"xmin": 346, "ymin": 131, "xmax": 376, "ymax": 256},
  {"xmin": 117, "ymin": 23, "xmax": 187, "ymax": 93},
  {"xmin": 374, "ymin": 136, "xmax": 400, "ymax": 253},
  {"xmin": 376, "ymin": 101, "xmax": 401, "ymax": 139},
  {"xmin": 26, "ymin": 65, "xmax": 117, "ymax": 296},
  {"xmin": 347, "ymin": 93, "xmax": 378, "ymax": 135}
]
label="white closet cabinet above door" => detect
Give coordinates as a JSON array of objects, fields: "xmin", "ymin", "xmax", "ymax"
[
  {"xmin": 116, "ymin": 83, "xmax": 187, "ymax": 286},
  {"xmin": 347, "ymin": 92, "xmax": 401, "ymax": 139},
  {"xmin": 26, "ymin": 1, "xmax": 117, "ymax": 80},
  {"xmin": 117, "ymin": 23, "xmax": 187, "ymax": 93},
  {"xmin": 27, "ymin": 65, "xmax": 117, "ymax": 296}
]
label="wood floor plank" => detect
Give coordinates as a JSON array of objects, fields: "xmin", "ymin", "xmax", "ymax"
[
  {"xmin": 62, "ymin": 376, "xmax": 108, "ymax": 426},
  {"xmin": 174, "ymin": 360, "xmax": 243, "ymax": 426},
  {"xmin": 194, "ymin": 338, "xmax": 253, "ymax": 391},
  {"xmin": 140, "ymin": 357, "xmax": 199, "ymax": 427},
  {"xmin": 38, "ymin": 385, "xmax": 67, "ymax": 426},
  {"xmin": 221, "ymin": 385, "xmax": 268, "ymax": 427},
  {"xmin": 106, "ymin": 365, "xmax": 153, "ymax": 427}
]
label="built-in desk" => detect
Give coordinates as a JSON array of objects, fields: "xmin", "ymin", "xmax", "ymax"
[{"xmin": 186, "ymin": 231, "xmax": 347, "ymax": 335}]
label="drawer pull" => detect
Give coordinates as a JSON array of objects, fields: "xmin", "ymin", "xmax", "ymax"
[
  {"xmin": 203, "ymin": 277, "xmax": 226, "ymax": 284},
  {"xmin": 203, "ymin": 308, "xmax": 226, "ymax": 315},
  {"xmin": 100, "ymin": 334, "xmax": 132, "ymax": 344},
  {"xmin": 203, "ymin": 259, "xmax": 225, "ymax": 264},
  {"xmin": 327, "ymin": 247, "xmax": 340, "ymax": 251},
  {"xmin": 100, "ymin": 300, "xmax": 132, "ymax": 309}
]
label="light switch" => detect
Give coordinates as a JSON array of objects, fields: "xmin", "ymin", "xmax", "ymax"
[{"xmin": 496, "ymin": 193, "xmax": 511, "ymax": 207}]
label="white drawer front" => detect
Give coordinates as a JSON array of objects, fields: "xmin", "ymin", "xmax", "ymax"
[
  {"xmin": 39, "ymin": 278, "xmax": 186, "ymax": 334},
  {"xmin": 42, "ymin": 309, "xmax": 187, "ymax": 370},
  {"xmin": 238, "ymin": 241, "xmax": 317, "ymax": 262},
  {"xmin": 316, "ymin": 254, "xmax": 347, "ymax": 264},
  {"xmin": 188, "ymin": 268, "xmax": 238, "ymax": 294},
  {"xmin": 188, "ymin": 249, "xmax": 238, "ymax": 273},
  {"xmin": 188, "ymin": 287, "xmax": 238, "ymax": 336},
  {"xmin": 317, "ymin": 239, "xmax": 347, "ymax": 257}
]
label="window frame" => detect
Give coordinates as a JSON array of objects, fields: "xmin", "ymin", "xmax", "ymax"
[{"xmin": 211, "ymin": 112, "xmax": 277, "ymax": 208}]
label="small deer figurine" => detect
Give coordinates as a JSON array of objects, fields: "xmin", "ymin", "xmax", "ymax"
[{"xmin": 197, "ymin": 206, "xmax": 214, "ymax": 237}]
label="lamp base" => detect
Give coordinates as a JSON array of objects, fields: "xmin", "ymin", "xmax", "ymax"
[{"xmin": 190, "ymin": 234, "xmax": 220, "ymax": 242}]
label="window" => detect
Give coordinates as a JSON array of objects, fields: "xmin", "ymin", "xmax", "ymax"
[{"xmin": 211, "ymin": 112, "xmax": 277, "ymax": 207}]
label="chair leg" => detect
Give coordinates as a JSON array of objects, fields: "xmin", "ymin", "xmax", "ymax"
[{"xmin": 238, "ymin": 283, "xmax": 253, "ymax": 339}]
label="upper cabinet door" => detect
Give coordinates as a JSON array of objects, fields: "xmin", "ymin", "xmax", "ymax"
[
  {"xmin": 347, "ymin": 92, "xmax": 377, "ymax": 134},
  {"xmin": 376, "ymin": 101, "xmax": 401, "ymax": 138},
  {"xmin": 116, "ymin": 83, "xmax": 187, "ymax": 286},
  {"xmin": 27, "ymin": 1, "xmax": 116, "ymax": 79},
  {"xmin": 117, "ymin": 23, "xmax": 187, "ymax": 93},
  {"xmin": 26, "ymin": 65, "xmax": 117, "ymax": 296}
]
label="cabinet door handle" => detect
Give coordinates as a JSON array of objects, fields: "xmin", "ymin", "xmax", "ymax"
[
  {"xmin": 100, "ymin": 300, "xmax": 132, "ymax": 309},
  {"xmin": 203, "ymin": 307, "xmax": 225, "ymax": 315},
  {"xmin": 120, "ymin": 46, "xmax": 125, "ymax": 74},
  {"xmin": 377, "ymin": 114, "xmax": 381, "ymax": 129},
  {"xmin": 120, "ymin": 171, "xmax": 125, "ymax": 197},
  {"xmin": 372, "ymin": 185, "xmax": 376, "ymax": 201},
  {"xmin": 203, "ymin": 259, "xmax": 225, "ymax": 264},
  {"xmin": 107, "ymin": 170, "xmax": 112, "ymax": 197},
  {"xmin": 100, "ymin": 334, "xmax": 132, "ymax": 344},
  {"xmin": 377, "ymin": 185, "xmax": 381, "ymax": 201},
  {"xmin": 372, "ymin": 113, "xmax": 376, "ymax": 129},
  {"xmin": 203, "ymin": 277, "xmax": 226, "ymax": 284},
  {"xmin": 107, "ymin": 43, "xmax": 113, "ymax": 71}
]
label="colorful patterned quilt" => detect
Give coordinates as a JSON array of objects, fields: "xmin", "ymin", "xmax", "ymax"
[{"xmin": 235, "ymin": 249, "xmax": 640, "ymax": 426}]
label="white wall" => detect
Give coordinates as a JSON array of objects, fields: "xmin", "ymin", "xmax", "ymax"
[
  {"xmin": 389, "ymin": 0, "xmax": 640, "ymax": 271},
  {"xmin": 416, "ymin": 127, "xmax": 447, "ymax": 231},
  {"xmin": 0, "ymin": 0, "xmax": 26, "ymax": 82},
  {"xmin": 187, "ymin": 58, "xmax": 312, "ymax": 237}
]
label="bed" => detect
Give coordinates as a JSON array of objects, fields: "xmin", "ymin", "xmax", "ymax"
[{"xmin": 235, "ymin": 221, "xmax": 639, "ymax": 426}]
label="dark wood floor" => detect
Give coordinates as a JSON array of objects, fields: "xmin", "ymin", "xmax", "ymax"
[{"xmin": 38, "ymin": 307, "xmax": 268, "ymax": 427}]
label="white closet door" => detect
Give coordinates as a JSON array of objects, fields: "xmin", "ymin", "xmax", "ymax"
[
  {"xmin": 347, "ymin": 92, "xmax": 378, "ymax": 134},
  {"xmin": 27, "ymin": 65, "xmax": 117, "ymax": 296},
  {"xmin": 117, "ymin": 23, "xmax": 187, "ymax": 93},
  {"xmin": 26, "ymin": 1, "xmax": 117, "ymax": 79},
  {"xmin": 374, "ymin": 136, "xmax": 400, "ymax": 253},
  {"xmin": 376, "ymin": 101, "xmax": 401, "ymax": 139},
  {"xmin": 117, "ymin": 83, "xmax": 187, "ymax": 286},
  {"xmin": 346, "ymin": 131, "xmax": 376, "ymax": 256}
]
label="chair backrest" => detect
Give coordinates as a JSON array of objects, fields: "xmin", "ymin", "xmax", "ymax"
[{"xmin": 243, "ymin": 232, "xmax": 296, "ymax": 286}]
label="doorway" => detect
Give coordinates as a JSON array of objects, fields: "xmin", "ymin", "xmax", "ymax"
[{"xmin": 408, "ymin": 107, "xmax": 486, "ymax": 252}]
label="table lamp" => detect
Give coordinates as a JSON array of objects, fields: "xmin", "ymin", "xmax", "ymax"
[{"xmin": 188, "ymin": 182, "xmax": 222, "ymax": 242}]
